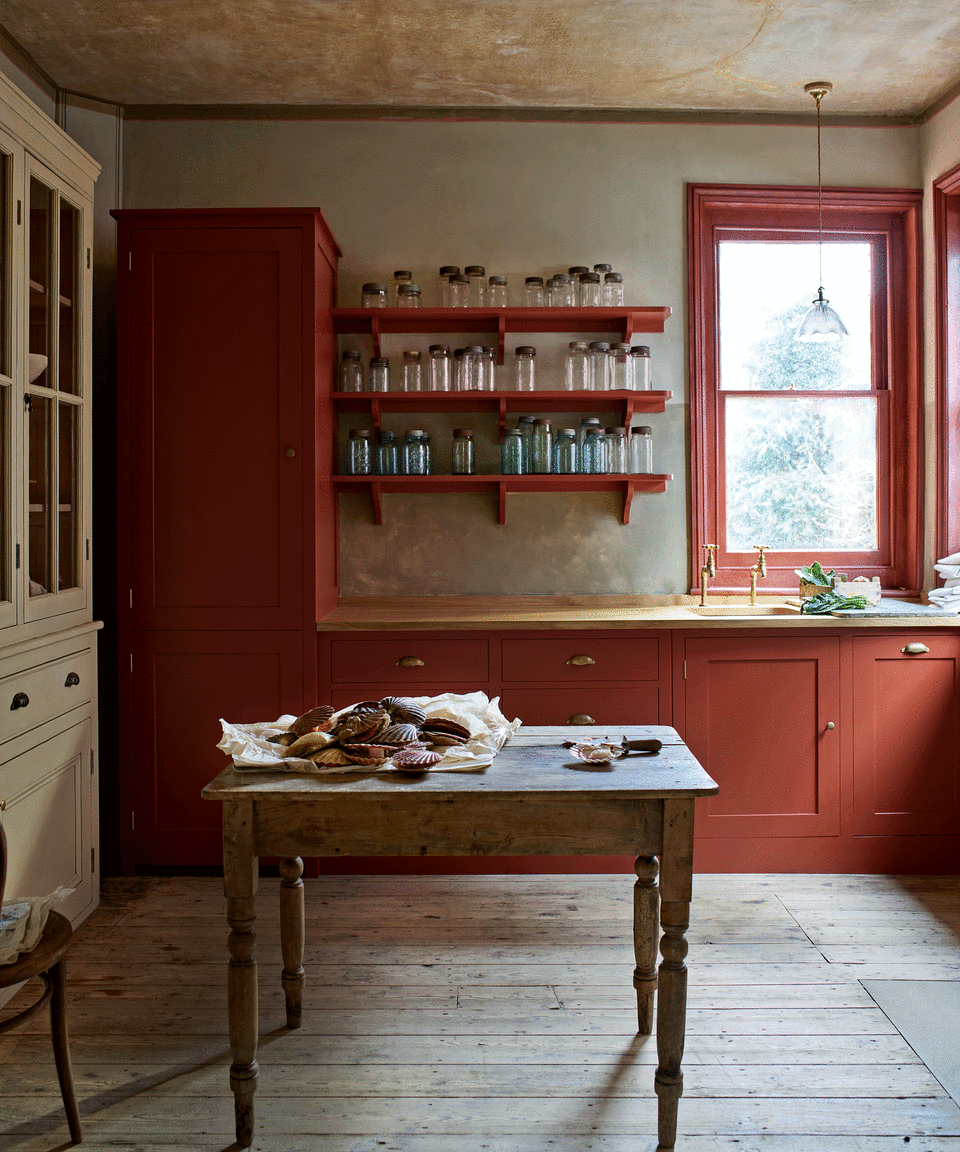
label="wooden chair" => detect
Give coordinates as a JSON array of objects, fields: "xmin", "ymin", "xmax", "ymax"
[{"xmin": 0, "ymin": 821, "xmax": 81, "ymax": 1143}]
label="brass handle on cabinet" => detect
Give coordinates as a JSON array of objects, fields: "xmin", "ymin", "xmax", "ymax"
[
  {"xmin": 567, "ymin": 714, "xmax": 596, "ymax": 725},
  {"xmin": 64, "ymin": 672, "xmax": 80, "ymax": 687},
  {"xmin": 0, "ymin": 799, "xmax": 6, "ymax": 811},
  {"xmin": 10, "ymin": 692, "xmax": 28, "ymax": 710},
  {"xmin": 901, "ymin": 642, "xmax": 929, "ymax": 655},
  {"xmin": 397, "ymin": 656, "xmax": 425, "ymax": 667},
  {"xmin": 567, "ymin": 655, "xmax": 595, "ymax": 666},
  {"xmin": 826, "ymin": 722, "xmax": 835, "ymax": 730}
]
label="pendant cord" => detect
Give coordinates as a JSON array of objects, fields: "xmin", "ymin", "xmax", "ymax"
[{"xmin": 816, "ymin": 91, "xmax": 823, "ymax": 289}]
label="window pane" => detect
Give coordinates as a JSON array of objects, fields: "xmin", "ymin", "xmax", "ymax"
[
  {"xmin": 28, "ymin": 176, "xmax": 52, "ymax": 389},
  {"xmin": 58, "ymin": 200, "xmax": 79, "ymax": 395},
  {"xmin": 58, "ymin": 401, "xmax": 78, "ymax": 591},
  {"xmin": 28, "ymin": 393, "xmax": 53, "ymax": 594},
  {"xmin": 725, "ymin": 395, "xmax": 877, "ymax": 551},
  {"xmin": 719, "ymin": 241, "xmax": 873, "ymax": 390},
  {"xmin": 0, "ymin": 385, "xmax": 7, "ymax": 604}
]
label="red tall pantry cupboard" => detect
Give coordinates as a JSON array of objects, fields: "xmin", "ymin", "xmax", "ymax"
[{"xmin": 113, "ymin": 209, "xmax": 341, "ymax": 868}]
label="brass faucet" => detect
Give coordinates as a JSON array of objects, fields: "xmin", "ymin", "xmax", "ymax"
[
  {"xmin": 700, "ymin": 544, "xmax": 718, "ymax": 605},
  {"xmin": 749, "ymin": 545, "xmax": 769, "ymax": 605}
]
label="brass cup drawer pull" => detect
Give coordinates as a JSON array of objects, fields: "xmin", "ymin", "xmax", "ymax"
[
  {"xmin": 567, "ymin": 713, "xmax": 596, "ymax": 725},
  {"xmin": 396, "ymin": 656, "xmax": 425, "ymax": 668},
  {"xmin": 566, "ymin": 655, "xmax": 596, "ymax": 666},
  {"xmin": 901, "ymin": 642, "xmax": 930, "ymax": 655}
]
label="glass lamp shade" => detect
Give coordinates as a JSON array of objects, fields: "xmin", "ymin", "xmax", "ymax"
[{"xmin": 795, "ymin": 286, "xmax": 849, "ymax": 342}]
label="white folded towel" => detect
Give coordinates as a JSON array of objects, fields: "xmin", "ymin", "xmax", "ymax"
[
  {"xmin": 935, "ymin": 563, "xmax": 960, "ymax": 578},
  {"xmin": 937, "ymin": 552, "xmax": 960, "ymax": 566}
]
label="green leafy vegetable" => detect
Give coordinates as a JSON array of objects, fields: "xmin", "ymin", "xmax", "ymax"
[
  {"xmin": 797, "ymin": 562, "xmax": 848, "ymax": 587},
  {"xmin": 800, "ymin": 591, "xmax": 870, "ymax": 615}
]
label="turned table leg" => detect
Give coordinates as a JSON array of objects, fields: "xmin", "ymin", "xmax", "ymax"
[
  {"xmin": 633, "ymin": 854, "xmax": 660, "ymax": 1034},
  {"xmin": 654, "ymin": 798, "xmax": 694, "ymax": 1151},
  {"xmin": 279, "ymin": 856, "xmax": 305, "ymax": 1028},
  {"xmin": 224, "ymin": 803, "xmax": 259, "ymax": 1149}
]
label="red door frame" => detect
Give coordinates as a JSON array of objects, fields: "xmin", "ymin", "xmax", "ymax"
[{"xmin": 934, "ymin": 162, "xmax": 960, "ymax": 559}]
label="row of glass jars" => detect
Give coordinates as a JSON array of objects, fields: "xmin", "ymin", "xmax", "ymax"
[
  {"xmin": 360, "ymin": 265, "xmax": 625, "ymax": 309},
  {"xmin": 346, "ymin": 421, "xmax": 654, "ymax": 476},
  {"xmin": 339, "ymin": 342, "xmax": 653, "ymax": 393}
]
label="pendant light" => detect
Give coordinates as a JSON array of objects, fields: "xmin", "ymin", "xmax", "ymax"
[{"xmin": 794, "ymin": 81, "xmax": 849, "ymax": 342}]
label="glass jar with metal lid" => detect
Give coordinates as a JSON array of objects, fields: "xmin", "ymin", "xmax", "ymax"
[
  {"xmin": 464, "ymin": 265, "xmax": 486, "ymax": 307},
  {"xmin": 611, "ymin": 342, "xmax": 631, "ymax": 390},
  {"xmin": 438, "ymin": 265, "xmax": 459, "ymax": 307},
  {"xmin": 391, "ymin": 270, "xmax": 413, "ymax": 306},
  {"xmin": 607, "ymin": 426, "xmax": 629, "ymax": 473},
  {"xmin": 552, "ymin": 427, "xmax": 578, "ymax": 474},
  {"xmin": 449, "ymin": 274, "xmax": 471, "ymax": 308},
  {"xmin": 488, "ymin": 275, "xmax": 509, "ymax": 307},
  {"xmin": 578, "ymin": 272, "xmax": 602, "ymax": 307},
  {"xmin": 513, "ymin": 346, "xmax": 536, "ymax": 392},
  {"xmin": 603, "ymin": 272, "xmax": 624, "ymax": 307},
  {"xmin": 347, "ymin": 429, "xmax": 374, "ymax": 475},
  {"xmin": 339, "ymin": 349, "xmax": 364, "ymax": 392},
  {"xmin": 368, "ymin": 356, "xmax": 390, "ymax": 392},
  {"xmin": 361, "ymin": 282, "xmax": 387, "ymax": 308},
  {"xmin": 588, "ymin": 341, "xmax": 612, "ymax": 390},
  {"xmin": 523, "ymin": 276, "xmax": 545, "ymax": 307},
  {"xmin": 630, "ymin": 345, "xmax": 652, "ymax": 390},
  {"xmin": 501, "ymin": 428, "xmax": 524, "ymax": 474},
  {"xmin": 376, "ymin": 430, "xmax": 399, "ymax": 475},
  {"xmin": 531, "ymin": 419, "xmax": 553, "ymax": 474},
  {"xmin": 564, "ymin": 342, "xmax": 593, "ymax": 391},
  {"xmin": 396, "ymin": 282, "xmax": 421, "ymax": 308},
  {"xmin": 401, "ymin": 429, "xmax": 429, "ymax": 475},
  {"xmin": 401, "ymin": 350, "xmax": 423, "ymax": 391},
  {"xmin": 630, "ymin": 425, "xmax": 654, "ymax": 474},
  {"xmin": 452, "ymin": 428, "xmax": 475, "ymax": 474},
  {"xmin": 426, "ymin": 345, "xmax": 451, "ymax": 392}
]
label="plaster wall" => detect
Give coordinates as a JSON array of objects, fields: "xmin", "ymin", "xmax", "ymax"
[{"xmin": 122, "ymin": 117, "xmax": 920, "ymax": 596}]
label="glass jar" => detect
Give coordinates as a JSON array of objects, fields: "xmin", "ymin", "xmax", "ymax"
[
  {"xmin": 514, "ymin": 346, "xmax": 536, "ymax": 391},
  {"xmin": 338, "ymin": 349, "xmax": 363, "ymax": 392},
  {"xmin": 401, "ymin": 350, "xmax": 423, "ymax": 392},
  {"xmin": 488, "ymin": 276, "xmax": 509, "ymax": 307},
  {"xmin": 391, "ymin": 270, "xmax": 413, "ymax": 307},
  {"xmin": 523, "ymin": 276, "xmax": 545, "ymax": 306},
  {"xmin": 452, "ymin": 428, "xmax": 475, "ymax": 474},
  {"xmin": 501, "ymin": 428, "xmax": 524, "ymax": 474},
  {"xmin": 577, "ymin": 417, "xmax": 602, "ymax": 472},
  {"xmin": 603, "ymin": 272, "xmax": 624, "ymax": 307},
  {"xmin": 517, "ymin": 414, "xmax": 536, "ymax": 473},
  {"xmin": 584, "ymin": 427, "xmax": 609, "ymax": 474},
  {"xmin": 568, "ymin": 266, "xmax": 589, "ymax": 304},
  {"xmin": 347, "ymin": 428, "xmax": 373, "ymax": 475},
  {"xmin": 422, "ymin": 430, "xmax": 433, "ymax": 474},
  {"xmin": 579, "ymin": 272, "xmax": 602, "ymax": 307},
  {"xmin": 453, "ymin": 348, "xmax": 465, "ymax": 392},
  {"xmin": 611, "ymin": 343, "xmax": 631, "ymax": 390},
  {"xmin": 396, "ymin": 283, "xmax": 421, "ymax": 308},
  {"xmin": 550, "ymin": 274, "xmax": 576, "ymax": 307},
  {"xmin": 630, "ymin": 425, "xmax": 654, "ymax": 474},
  {"xmin": 531, "ymin": 419, "xmax": 552, "ymax": 474},
  {"xmin": 607, "ymin": 426, "xmax": 628, "ymax": 473},
  {"xmin": 401, "ymin": 429, "xmax": 428, "ymax": 475},
  {"xmin": 361, "ymin": 282, "xmax": 387, "ymax": 308},
  {"xmin": 480, "ymin": 346, "xmax": 497, "ymax": 392},
  {"xmin": 589, "ymin": 341, "xmax": 612, "ymax": 390},
  {"xmin": 449, "ymin": 275, "xmax": 471, "ymax": 307},
  {"xmin": 553, "ymin": 427, "xmax": 578, "ymax": 474},
  {"xmin": 369, "ymin": 357, "xmax": 390, "ymax": 392},
  {"xmin": 630, "ymin": 345, "xmax": 652, "ymax": 390},
  {"xmin": 564, "ymin": 341, "xmax": 593, "ymax": 391},
  {"xmin": 545, "ymin": 276, "xmax": 560, "ymax": 307},
  {"xmin": 439, "ymin": 265, "xmax": 459, "ymax": 307},
  {"xmin": 376, "ymin": 430, "xmax": 399, "ymax": 475},
  {"xmin": 426, "ymin": 345, "xmax": 451, "ymax": 392},
  {"xmin": 465, "ymin": 265, "xmax": 486, "ymax": 307},
  {"xmin": 461, "ymin": 346, "xmax": 484, "ymax": 391},
  {"xmin": 593, "ymin": 263, "xmax": 613, "ymax": 278}
]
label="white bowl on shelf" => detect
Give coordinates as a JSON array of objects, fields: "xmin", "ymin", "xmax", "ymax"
[{"xmin": 28, "ymin": 353, "xmax": 47, "ymax": 383}]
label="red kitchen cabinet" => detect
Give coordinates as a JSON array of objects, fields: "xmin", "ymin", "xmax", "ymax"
[
  {"xmin": 115, "ymin": 209, "xmax": 341, "ymax": 869},
  {"xmin": 852, "ymin": 633, "xmax": 960, "ymax": 836}
]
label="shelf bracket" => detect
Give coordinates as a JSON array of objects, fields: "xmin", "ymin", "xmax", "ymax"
[
  {"xmin": 498, "ymin": 480, "xmax": 507, "ymax": 525},
  {"xmin": 622, "ymin": 480, "xmax": 635, "ymax": 525},
  {"xmin": 371, "ymin": 480, "xmax": 383, "ymax": 526},
  {"xmin": 370, "ymin": 397, "xmax": 382, "ymax": 434},
  {"xmin": 498, "ymin": 398, "xmax": 508, "ymax": 443},
  {"xmin": 497, "ymin": 315, "xmax": 506, "ymax": 366},
  {"xmin": 624, "ymin": 397, "xmax": 636, "ymax": 428},
  {"xmin": 370, "ymin": 315, "xmax": 382, "ymax": 359}
]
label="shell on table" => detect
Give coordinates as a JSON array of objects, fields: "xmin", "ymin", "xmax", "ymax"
[
  {"xmin": 268, "ymin": 731, "xmax": 298, "ymax": 747},
  {"xmin": 421, "ymin": 717, "xmax": 471, "ymax": 740},
  {"xmin": 310, "ymin": 746, "xmax": 355, "ymax": 766},
  {"xmin": 340, "ymin": 743, "xmax": 394, "ymax": 760},
  {"xmin": 377, "ymin": 722, "xmax": 421, "ymax": 746},
  {"xmin": 350, "ymin": 700, "xmax": 386, "ymax": 714},
  {"xmin": 289, "ymin": 705, "xmax": 336, "ymax": 737},
  {"xmin": 332, "ymin": 707, "xmax": 390, "ymax": 743},
  {"xmin": 391, "ymin": 747, "xmax": 444, "ymax": 770},
  {"xmin": 379, "ymin": 697, "xmax": 427, "ymax": 727},
  {"xmin": 284, "ymin": 731, "xmax": 335, "ymax": 758},
  {"xmin": 422, "ymin": 731, "xmax": 468, "ymax": 747}
]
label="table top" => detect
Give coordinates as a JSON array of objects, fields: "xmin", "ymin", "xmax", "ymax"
[{"xmin": 202, "ymin": 725, "xmax": 718, "ymax": 803}]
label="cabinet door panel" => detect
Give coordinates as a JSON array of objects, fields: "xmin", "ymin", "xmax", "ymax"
[
  {"xmin": 852, "ymin": 634, "xmax": 960, "ymax": 835},
  {"xmin": 130, "ymin": 630, "xmax": 303, "ymax": 866},
  {"xmin": 126, "ymin": 228, "xmax": 305, "ymax": 630},
  {"xmin": 500, "ymin": 686, "xmax": 664, "ymax": 726},
  {"xmin": 680, "ymin": 636, "xmax": 841, "ymax": 838}
]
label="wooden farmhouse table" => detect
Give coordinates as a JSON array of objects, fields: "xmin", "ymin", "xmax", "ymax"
[{"xmin": 202, "ymin": 724, "xmax": 718, "ymax": 1149}]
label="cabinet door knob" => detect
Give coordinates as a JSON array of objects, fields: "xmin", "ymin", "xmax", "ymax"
[
  {"xmin": 10, "ymin": 692, "xmax": 28, "ymax": 710},
  {"xmin": 64, "ymin": 672, "xmax": 80, "ymax": 687},
  {"xmin": 0, "ymin": 799, "xmax": 6, "ymax": 811},
  {"xmin": 567, "ymin": 713, "xmax": 596, "ymax": 725},
  {"xmin": 566, "ymin": 655, "xmax": 595, "ymax": 666},
  {"xmin": 396, "ymin": 656, "xmax": 425, "ymax": 667},
  {"xmin": 285, "ymin": 447, "xmax": 296, "ymax": 458},
  {"xmin": 901, "ymin": 642, "xmax": 929, "ymax": 655},
  {"xmin": 826, "ymin": 721, "xmax": 835, "ymax": 730}
]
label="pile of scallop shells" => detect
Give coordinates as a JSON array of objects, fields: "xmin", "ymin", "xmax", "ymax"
[{"xmin": 268, "ymin": 697, "xmax": 472, "ymax": 770}]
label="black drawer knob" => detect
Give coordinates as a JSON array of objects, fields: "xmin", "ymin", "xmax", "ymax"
[
  {"xmin": 10, "ymin": 692, "xmax": 29, "ymax": 710},
  {"xmin": 64, "ymin": 672, "xmax": 80, "ymax": 687}
]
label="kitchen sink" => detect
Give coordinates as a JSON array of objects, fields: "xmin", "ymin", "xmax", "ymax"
[{"xmin": 691, "ymin": 603, "xmax": 802, "ymax": 616}]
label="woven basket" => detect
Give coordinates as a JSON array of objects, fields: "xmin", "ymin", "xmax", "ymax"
[{"xmin": 799, "ymin": 579, "xmax": 830, "ymax": 600}]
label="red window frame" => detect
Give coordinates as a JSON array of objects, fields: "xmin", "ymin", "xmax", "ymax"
[{"xmin": 688, "ymin": 183, "xmax": 923, "ymax": 596}]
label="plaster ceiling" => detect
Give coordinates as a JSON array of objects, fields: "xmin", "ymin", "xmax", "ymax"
[{"xmin": 2, "ymin": 0, "xmax": 959, "ymax": 119}]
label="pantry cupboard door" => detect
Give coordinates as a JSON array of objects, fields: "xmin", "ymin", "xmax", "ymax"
[
  {"xmin": 678, "ymin": 634, "xmax": 841, "ymax": 838},
  {"xmin": 123, "ymin": 225, "xmax": 307, "ymax": 631}
]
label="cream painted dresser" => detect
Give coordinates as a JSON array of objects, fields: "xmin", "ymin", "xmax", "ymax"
[{"xmin": 0, "ymin": 71, "xmax": 100, "ymax": 927}]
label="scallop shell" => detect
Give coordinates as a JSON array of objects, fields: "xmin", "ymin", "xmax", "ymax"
[
  {"xmin": 340, "ymin": 743, "xmax": 395, "ymax": 760},
  {"xmin": 290, "ymin": 705, "xmax": 336, "ymax": 736},
  {"xmin": 423, "ymin": 732, "xmax": 467, "ymax": 747},
  {"xmin": 391, "ymin": 747, "xmax": 443, "ymax": 770},
  {"xmin": 332, "ymin": 707, "xmax": 390, "ymax": 743},
  {"xmin": 268, "ymin": 731, "xmax": 298, "ymax": 747},
  {"xmin": 567, "ymin": 741, "xmax": 618, "ymax": 763},
  {"xmin": 285, "ymin": 731, "xmax": 336, "ymax": 758},
  {"xmin": 310, "ymin": 747, "xmax": 355, "ymax": 766},
  {"xmin": 351, "ymin": 700, "xmax": 386, "ymax": 714},
  {"xmin": 421, "ymin": 717, "xmax": 471, "ymax": 740},
  {"xmin": 379, "ymin": 697, "xmax": 427, "ymax": 727},
  {"xmin": 377, "ymin": 722, "xmax": 421, "ymax": 746}
]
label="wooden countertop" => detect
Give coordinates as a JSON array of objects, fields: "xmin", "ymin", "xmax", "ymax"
[{"xmin": 317, "ymin": 595, "xmax": 960, "ymax": 631}]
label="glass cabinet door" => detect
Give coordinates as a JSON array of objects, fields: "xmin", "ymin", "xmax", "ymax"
[
  {"xmin": 23, "ymin": 157, "xmax": 87, "ymax": 623},
  {"xmin": 0, "ymin": 131, "xmax": 20, "ymax": 631}
]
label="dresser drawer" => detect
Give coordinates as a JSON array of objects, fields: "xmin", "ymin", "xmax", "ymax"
[
  {"xmin": 500, "ymin": 685, "xmax": 663, "ymax": 727},
  {"xmin": 501, "ymin": 637, "xmax": 660, "ymax": 682},
  {"xmin": 1, "ymin": 646, "xmax": 95, "ymax": 745},
  {"xmin": 330, "ymin": 638, "xmax": 489, "ymax": 685}
]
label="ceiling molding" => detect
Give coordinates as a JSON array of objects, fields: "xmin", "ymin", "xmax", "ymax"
[
  {"xmin": 0, "ymin": 20, "xmax": 56, "ymax": 101},
  {"xmin": 121, "ymin": 102, "xmax": 918, "ymax": 128},
  {"xmin": 916, "ymin": 76, "xmax": 960, "ymax": 125}
]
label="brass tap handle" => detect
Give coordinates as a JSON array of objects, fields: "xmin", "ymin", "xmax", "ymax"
[
  {"xmin": 702, "ymin": 544, "xmax": 718, "ymax": 577},
  {"xmin": 752, "ymin": 545, "xmax": 769, "ymax": 578}
]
